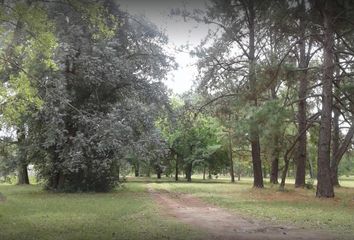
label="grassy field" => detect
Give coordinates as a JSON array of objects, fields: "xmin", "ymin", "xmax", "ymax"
[
  {"xmin": 0, "ymin": 176, "xmax": 353, "ymax": 239},
  {"xmin": 148, "ymin": 176, "xmax": 354, "ymax": 236},
  {"xmin": 0, "ymin": 183, "xmax": 203, "ymax": 240}
]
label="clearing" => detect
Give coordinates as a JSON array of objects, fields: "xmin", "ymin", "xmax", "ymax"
[
  {"xmin": 0, "ymin": 177, "xmax": 353, "ymax": 240},
  {"xmin": 148, "ymin": 184, "xmax": 349, "ymax": 240}
]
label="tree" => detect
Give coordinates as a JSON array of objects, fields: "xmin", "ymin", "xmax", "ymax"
[
  {"xmin": 315, "ymin": 0, "xmax": 335, "ymax": 198},
  {"xmin": 0, "ymin": 0, "xmax": 58, "ymax": 184},
  {"xmin": 158, "ymin": 95, "xmax": 226, "ymax": 182},
  {"xmin": 191, "ymin": 0, "xmax": 280, "ymax": 188},
  {"xmin": 293, "ymin": 0, "xmax": 312, "ymax": 188},
  {"xmin": 1, "ymin": 0, "xmax": 172, "ymax": 192},
  {"xmin": 330, "ymin": 81, "xmax": 354, "ymax": 186}
]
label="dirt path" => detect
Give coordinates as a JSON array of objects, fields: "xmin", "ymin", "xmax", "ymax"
[{"xmin": 147, "ymin": 185, "xmax": 343, "ymax": 240}]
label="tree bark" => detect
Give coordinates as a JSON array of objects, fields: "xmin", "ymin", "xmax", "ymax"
[
  {"xmin": 270, "ymin": 84, "xmax": 280, "ymax": 184},
  {"xmin": 316, "ymin": 1, "xmax": 335, "ymax": 198},
  {"xmin": 270, "ymin": 156, "xmax": 279, "ymax": 184},
  {"xmin": 308, "ymin": 157, "xmax": 314, "ymax": 179},
  {"xmin": 331, "ymin": 116, "xmax": 354, "ymax": 186},
  {"xmin": 147, "ymin": 164, "xmax": 151, "ymax": 177},
  {"xmin": 203, "ymin": 165, "xmax": 206, "ymax": 180},
  {"xmin": 17, "ymin": 126, "xmax": 29, "ymax": 185},
  {"xmin": 331, "ymin": 103, "xmax": 340, "ymax": 186},
  {"xmin": 117, "ymin": 165, "xmax": 120, "ymax": 182},
  {"xmin": 295, "ymin": 7, "xmax": 308, "ymax": 188},
  {"xmin": 248, "ymin": 0, "xmax": 263, "ymax": 188},
  {"xmin": 186, "ymin": 162, "xmax": 192, "ymax": 182},
  {"xmin": 330, "ymin": 59, "xmax": 354, "ymax": 186},
  {"xmin": 175, "ymin": 153, "xmax": 180, "ymax": 181},
  {"xmin": 280, "ymin": 113, "xmax": 320, "ymax": 190},
  {"xmin": 228, "ymin": 118, "xmax": 235, "ymax": 182},
  {"xmin": 17, "ymin": 163, "xmax": 29, "ymax": 185},
  {"xmin": 134, "ymin": 161, "xmax": 139, "ymax": 177},
  {"xmin": 280, "ymin": 154, "xmax": 291, "ymax": 191}
]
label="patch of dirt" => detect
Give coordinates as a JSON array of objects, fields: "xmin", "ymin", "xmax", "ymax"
[{"xmin": 148, "ymin": 185, "xmax": 346, "ymax": 240}]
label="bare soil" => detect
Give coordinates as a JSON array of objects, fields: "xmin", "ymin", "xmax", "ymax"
[{"xmin": 148, "ymin": 185, "xmax": 346, "ymax": 240}]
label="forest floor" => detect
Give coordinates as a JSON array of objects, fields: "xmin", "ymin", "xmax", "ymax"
[{"xmin": 148, "ymin": 184, "xmax": 347, "ymax": 240}]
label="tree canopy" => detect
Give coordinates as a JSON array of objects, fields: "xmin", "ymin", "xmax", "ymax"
[{"xmin": 0, "ymin": 0, "xmax": 354, "ymax": 198}]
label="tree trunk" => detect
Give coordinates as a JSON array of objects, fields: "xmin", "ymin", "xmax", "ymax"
[
  {"xmin": 203, "ymin": 165, "xmax": 206, "ymax": 180},
  {"xmin": 117, "ymin": 165, "xmax": 120, "ymax": 182},
  {"xmin": 316, "ymin": 1, "xmax": 335, "ymax": 198},
  {"xmin": 295, "ymin": 8, "xmax": 308, "ymax": 188},
  {"xmin": 134, "ymin": 161, "xmax": 139, "ymax": 177},
  {"xmin": 330, "ymin": 58, "xmax": 354, "ymax": 187},
  {"xmin": 251, "ymin": 130, "xmax": 263, "ymax": 187},
  {"xmin": 175, "ymin": 154, "xmax": 179, "ymax": 181},
  {"xmin": 270, "ymin": 156, "xmax": 279, "ymax": 184},
  {"xmin": 17, "ymin": 126, "xmax": 29, "ymax": 185},
  {"xmin": 5, "ymin": 5, "xmax": 29, "ymax": 186},
  {"xmin": 280, "ymin": 155, "xmax": 291, "ymax": 191},
  {"xmin": 228, "ymin": 120, "xmax": 235, "ymax": 182},
  {"xmin": 186, "ymin": 162, "xmax": 192, "ymax": 182},
  {"xmin": 280, "ymin": 113, "xmax": 320, "ymax": 190},
  {"xmin": 331, "ymin": 115, "xmax": 354, "ymax": 186},
  {"xmin": 331, "ymin": 103, "xmax": 340, "ymax": 187},
  {"xmin": 52, "ymin": 170, "xmax": 65, "ymax": 190},
  {"xmin": 57, "ymin": 171, "xmax": 65, "ymax": 190},
  {"xmin": 147, "ymin": 164, "xmax": 151, "ymax": 177},
  {"xmin": 17, "ymin": 163, "xmax": 29, "ymax": 185},
  {"xmin": 248, "ymin": 0, "xmax": 263, "ymax": 188},
  {"xmin": 308, "ymin": 157, "xmax": 314, "ymax": 179},
  {"xmin": 270, "ymin": 81, "xmax": 280, "ymax": 184}
]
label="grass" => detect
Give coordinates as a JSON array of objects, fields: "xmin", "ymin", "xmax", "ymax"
[
  {"xmin": 339, "ymin": 176, "xmax": 354, "ymax": 187},
  {"xmin": 0, "ymin": 183, "xmax": 204, "ymax": 240},
  {"xmin": 148, "ymin": 176, "xmax": 354, "ymax": 236},
  {"xmin": 1, "ymin": 176, "xmax": 353, "ymax": 239}
]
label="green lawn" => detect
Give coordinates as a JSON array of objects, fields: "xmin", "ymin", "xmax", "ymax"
[
  {"xmin": 0, "ymin": 183, "xmax": 203, "ymax": 240},
  {"xmin": 148, "ymin": 176, "xmax": 354, "ymax": 236},
  {"xmin": 0, "ymin": 177, "xmax": 353, "ymax": 239}
]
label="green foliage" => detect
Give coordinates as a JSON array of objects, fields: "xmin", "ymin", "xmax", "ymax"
[
  {"xmin": 0, "ymin": 1, "xmax": 57, "ymax": 126},
  {"xmin": 0, "ymin": 1, "xmax": 172, "ymax": 192},
  {"xmin": 157, "ymin": 96, "xmax": 229, "ymax": 179},
  {"xmin": 0, "ymin": 140, "xmax": 17, "ymax": 181},
  {"xmin": 67, "ymin": 0, "xmax": 120, "ymax": 40},
  {"xmin": 339, "ymin": 152, "xmax": 354, "ymax": 177}
]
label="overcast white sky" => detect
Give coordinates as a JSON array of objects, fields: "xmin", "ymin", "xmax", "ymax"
[{"xmin": 118, "ymin": 0, "xmax": 210, "ymax": 94}]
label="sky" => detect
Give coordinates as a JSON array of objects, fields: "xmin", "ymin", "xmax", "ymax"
[{"xmin": 117, "ymin": 0, "xmax": 210, "ymax": 94}]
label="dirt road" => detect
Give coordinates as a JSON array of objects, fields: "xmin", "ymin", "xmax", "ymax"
[{"xmin": 148, "ymin": 185, "xmax": 344, "ymax": 240}]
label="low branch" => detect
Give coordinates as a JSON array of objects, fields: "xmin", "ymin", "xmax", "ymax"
[
  {"xmin": 194, "ymin": 93, "xmax": 240, "ymax": 118},
  {"xmin": 279, "ymin": 112, "xmax": 321, "ymax": 190}
]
